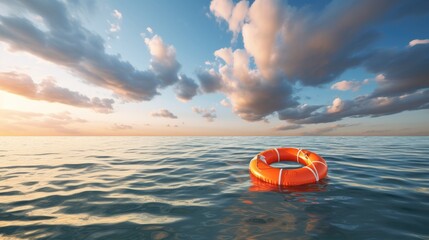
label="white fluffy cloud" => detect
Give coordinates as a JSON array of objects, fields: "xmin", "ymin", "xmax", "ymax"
[
  {"xmin": 331, "ymin": 79, "xmax": 369, "ymax": 91},
  {"xmin": 112, "ymin": 9, "xmax": 122, "ymax": 20},
  {"xmin": 408, "ymin": 39, "xmax": 429, "ymax": 47},
  {"xmin": 109, "ymin": 23, "xmax": 120, "ymax": 32},
  {"xmin": 145, "ymin": 35, "xmax": 181, "ymax": 87},
  {"xmin": 327, "ymin": 98, "xmax": 345, "ymax": 114},
  {"xmin": 220, "ymin": 98, "xmax": 230, "ymax": 107},
  {"xmin": 174, "ymin": 74, "xmax": 198, "ymax": 102},
  {"xmin": 242, "ymin": 0, "xmax": 283, "ymax": 79},
  {"xmin": 210, "ymin": 0, "xmax": 248, "ymax": 41}
]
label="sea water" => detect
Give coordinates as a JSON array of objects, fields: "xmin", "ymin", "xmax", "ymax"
[{"xmin": 0, "ymin": 136, "xmax": 428, "ymax": 239}]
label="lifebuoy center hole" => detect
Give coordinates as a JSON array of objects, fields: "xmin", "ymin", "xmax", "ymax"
[{"xmin": 270, "ymin": 161, "xmax": 302, "ymax": 169}]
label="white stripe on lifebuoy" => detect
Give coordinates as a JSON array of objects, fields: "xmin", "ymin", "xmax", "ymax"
[
  {"xmin": 274, "ymin": 148, "xmax": 280, "ymax": 162},
  {"xmin": 278, "ymin": 168, "xmax": 283, "ymax": 185},
  {"xmin": 258, "ymin": 154, "xmax": 267, "ymax": 164},
  {"xmin": 312, "ymin": 161, "xmax": 327, "ymax": 168},
  {"xmin": 304, "ymin": 166, "xmax": 319, "ymax": 181},
  {"xmin": 296, "ymin": 149, "xmax": 302, "ymax": 163}
]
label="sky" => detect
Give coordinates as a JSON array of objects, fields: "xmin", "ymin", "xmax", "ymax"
[{"xmin": 0, "ymin": 0, "xmax": 428, "ymax": 136}]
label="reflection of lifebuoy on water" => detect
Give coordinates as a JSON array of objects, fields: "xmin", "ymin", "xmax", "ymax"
[
  {"xmin": 248, "ymin": 173, "xmax": 328, "ymax": 193},
  {"xmin": 249, "ymin": 148, "xmax": 328, "ymax": 186}
]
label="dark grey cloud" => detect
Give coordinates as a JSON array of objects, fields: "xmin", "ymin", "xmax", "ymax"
[
  {"xmin": 197, "ymin": 69, "xmax": 223, "ymax": 93},
  {"xmin": 151, "ymin": 109, "xmax": 178, "ymax": 119},
  {"xmin": 278, "ymin": 104, "xmax": 323, "ymax": 121},
  {"xmin": 279, "ymin": 46, "xmax": 429, "ymax": 124},
  {"xmin": 278, "ymin": 40, "xmax": 429, "ymax": 125},
  {"xmin": 277, "ymin": 0, "xmax": 393, "ymax": 86},
  {"xmin": 365, "ymin": 44, "xmax": 429, "ymax": 97},
  {"xmin": 274, "ymin": 124, "xmax": 302, "ymax": 131},
  {"xmin": 284, "ymin": 90, "xmax": 429, "ymax": 124},
  {"xmin": 229, "ymin": 79, "xmax": 297, "ymax": 121},
  {"xmin": 198, "ymin": 48, "xmax": 298, "ymax": 122},
  {"xmin": 174, "ymin": 74, "xmax": 198, "ymax": 101},
  {"xmin": 0, "ymin": 72, "xmax": 114, "ymax": 113},
  {"xmin": 151, "ymin": 58, "xmax": 180, "ymax": 88}
]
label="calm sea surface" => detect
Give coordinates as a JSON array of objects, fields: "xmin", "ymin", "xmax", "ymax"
[{"xmin": 0, "ymin": 137, "xmax": 428, "ymax": 239}]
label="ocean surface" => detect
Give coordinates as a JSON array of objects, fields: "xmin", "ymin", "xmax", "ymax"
[{"xmin": 0, "ymin": 136, "xmax": 428, "ymax": 239}]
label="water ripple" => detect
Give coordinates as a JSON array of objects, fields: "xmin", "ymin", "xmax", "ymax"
[{"xmin": 0, "ymin": 136, "xmax": 428, "ymax": 239}]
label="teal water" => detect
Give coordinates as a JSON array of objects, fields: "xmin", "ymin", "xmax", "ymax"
[{"xmin": 0, "ymin": 137, "xmax": 428, "ymax": 239}]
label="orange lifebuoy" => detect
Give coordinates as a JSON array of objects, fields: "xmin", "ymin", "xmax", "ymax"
[{"xmin": 249, "ymin": 148, "xmax": 328, "ymax": 186}]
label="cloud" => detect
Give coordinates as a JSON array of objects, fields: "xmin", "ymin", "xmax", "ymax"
[
  {"xmin": 112, "ymin": 9, "xmax": 122, "ymax": 20},
  {"xmin": 197, "ymin": 69, "xmax": 223, "ymax": 93},
  {"xmin": 210, "ymin": 0, "xmax": 233, "ymax": 21},
  {"xmin": 278, "ymin": 104, "xmax": 322, "ymax": 121},
  {"xmin": 0, "ymin": 0, "xmax": 187, "ymax": 102},
  {"xmin": 109, "ymin": 23, "xmax": 120, "ymax": 32},
  {"xmin": 210, "ymin": 0, "xmax": 249, "ymax": 41},
  {"xmin": 211, "ymin": 0, "xmax": 395, "ymax": 84},
  {"xmin": 214, "ymin": 47, "xmax": 233, "ymax": 65},
  {"xmin": 0, "ymin": 108, "xmax": 43, "ymax": 121},
  {"xmin": 408, "ymin": 39, "xmax": 429, "ymax": 47},
  {"xmin": 144, "ymin": 35, "xmax": 181, "ymax": 87},
  {"xmin": 326, "ymin": 97, "xmax": 345, "ymax": 114},
  {"xmin": 365, "ymin": 43, "xmax": 429, "ymax": 97},
  {"xmin": 146, "ymin": 27, "xmax": 153, "ymax": 34},
  {"xmin": 151, "ymin": 109, "xmax": 178, "ymax": 119},
  {"xmin": 220, "ymin": 98, "xmax": 230, "ymax": 107},
  {"xmin": 331, "ymin": 79, "xmax": 369, "ymax": 91},
  {"xmin": 375, "ymin": 74, "xmax": 386, "ymax": 82},
  {"xmin": 226, "ymin": 76, "xmax": 296, "ymax": 121},
  {"xmin": 279, "ymin": 43, "xmax": 429, "ymax": 125},
  {"xmin": 283, "ymin": 90, "xmax": 429, "ymax": 124},
  {"xmin": 241, "ymin": 0, "xmax": 284, "ymax": 79},
  {"xmin": 199, "ymin": 47, "xmax": 297, "ymax": 121},
  {"xmin": 273, "ymin": 0, "xmax": 392, "ymax": 84},
  {"xmin": 204, "ymin": 0, "xmax": 393, "ymax": 122},
  {"xmin": 174, "ymin": 74, "xmax": 198, "ymax": 102},
  {"xmin": 206, "ymin": 0, "xmax": 429, "ymax": 125},
  {"xmin": 192, "ymin": 107, "xmax": 217, "ymax": 122},
  {"xmin": 112, "ymin": 123, "xmax": 132, "ymax": 130},
  {"xmin": 0, "ymin": 71, "xmax": 37, "ymax": 97},
  {"xmin": 0, "ymin": 72, "xmax": 114, "ymax": 113},
  {"xmin": 274, "ymin": 124, "xmax": 302, "ymax": 131},
  {"xmin": 0, "ymin": 109, "xmax": 87, "ymax": 135},
  {"xmin": 108, "ymin": 9, "xmax": 122, "ymax": 37}
]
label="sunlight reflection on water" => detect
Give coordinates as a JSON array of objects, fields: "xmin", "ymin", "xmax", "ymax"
[{"xmin": 0, "ymin": 136, "xmax": 428, "ymax": 239}]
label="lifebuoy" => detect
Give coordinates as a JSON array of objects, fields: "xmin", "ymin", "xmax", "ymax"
[{"xmin": 249, "ymin": 148, "xmax": 328, "ymax": 186}]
